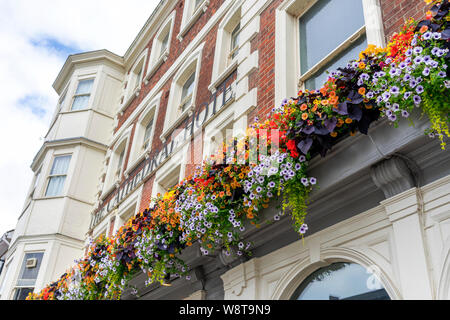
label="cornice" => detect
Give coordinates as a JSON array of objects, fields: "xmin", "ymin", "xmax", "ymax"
[
  {"xmin": 53, "ymin": 49, "xmax": 124, "ymax": 94},
  {"xmin": 31, "ymin": 137, "xmax": 109, "ymax": 171}
]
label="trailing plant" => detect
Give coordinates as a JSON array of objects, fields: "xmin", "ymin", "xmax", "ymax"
[{"xmin": 28, "ymin": 0, "xmax": 449, "ymax": 300}]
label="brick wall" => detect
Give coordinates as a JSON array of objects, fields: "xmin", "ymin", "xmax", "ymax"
[
  {"xmin": 96, "ymin": 0, "xmax": 432, "ymax": 227},
  {"xmin": 380, "ymin": 0, "xmax": 428, "ymax": 43}
]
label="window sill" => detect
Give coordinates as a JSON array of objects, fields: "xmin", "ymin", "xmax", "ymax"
[
  {"xmin": 208, "ymin": 60, "xmax": 238, "ymax": 93},
  {"xmin": 120, "ymin": 88, "xmax": 141, "ymax": 114},
  {"xmin": 145, "ymin": 51, "xmax": 169, "ymax": 84},
  {"xmin": 100, "ymin": 178, "xmax": 120, "ymax": 201},
  {"xmin": 124, "ymin": 149, "xmax": 151, "ymax": 177},
  {"xmin": 177, "ymin": 0, "xmax": 210, "ymax": 41},
  {"xmin": 160, "ymin": 104, "xmax": 194, "ymax": 142},
  {"xmin": 35, "ymin": 195, "xmax": 65, "ymax": 201}
]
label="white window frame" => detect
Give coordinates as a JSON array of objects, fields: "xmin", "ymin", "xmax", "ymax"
[
  {"xmin": 274, "ymin": 0, "xmax": 385, "ymax": 105},
  {"xmin": 126, "ymin": 92, "xmax": 162, "ymax": 174},
  {"xmin": 178, "ymin": 0, "xmax": 210, "ymax": 41},
  {"xmin": 114, "ymin": 199, "xmax": 138, "ymax": 234},
  {"xmin": 29, "ymin": 166, "xmax": 42, "ymax": 201},
  {"xmin": 102, "ymin": 129, "xmax": 131, "ymax": 197},
  {"xmin": 44, "ymin": 154, "xmax": 72, "ymax": 198},
  {"xmin": 121, "ymin": 49, "xmax": 148, "ymax": 112},
  {"xmin": 12, "ymin": 251, "xmax": 45, "ymax": 300},
  {"xmin": 209, "ymin": 2, "xmax": 241, "ymax": 92},
  {"xmin": 70, "ymin": 78, "xmax": 95, "ymax": 111},
  {"xmin": 161, "ymin": 43, "xmax": 204, "ymax": 140},
  {"xmin": 152, "ymin": 162, "xmax": 183, "ymax": 200},
  {"xmin": 145, "ymin": 11, "xmax": 176, "ymax": 83}
]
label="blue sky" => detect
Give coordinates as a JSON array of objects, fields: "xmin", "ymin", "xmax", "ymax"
[{"xmin": 0, "ymin": 0, "xmax": 159, "ymax": 236}]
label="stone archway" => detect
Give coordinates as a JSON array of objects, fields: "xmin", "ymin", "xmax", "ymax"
[{"xmin": 271, "ymin": 246, "xmax": 401, "ymax": 300}]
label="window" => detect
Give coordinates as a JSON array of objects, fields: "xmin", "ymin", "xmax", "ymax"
[
  {"xmin": 194, "ymin": 0, "xmax": 203, "ymax": 11},
  {"xmin": 229, "ymin": 22, "xmax": 240, "ymax": 63},
  {"xmin": 163, "ymin": 44, "xmax": 203, "ymax": 139},
  {"xmin": 115, "ymin": 149, "xmax": 125, "ymax": 181},
  {"xmin": 45, "ymin": 155, "xmax": 71, "ymax": 197},
  {"xmin": 13, "ymin": 252, "xmax": 44, "ymax": 300},
  {"xmin": 178, "ymin": 0, "xmax": 209, "ymax": 39},
  {"xmin": 291, "ymin": 262, "xmax": 390, "ymax": 300},
  {"xmin": 160, "ymin": 32, "xmax": 170, "ymax": 58},
  {"xmin": 29, "ymin": 169, "xmax": 41, "ymax": 199},
  {"xmin": 299, "ymin": 0, "xmax": 367, "ymax": 90},
  {"xmin": 275, "ymin": 0, "xmax": 384, "ymax": 105},
  {"xmin": 154, "ymin": 165, "xmax": 181, "ymax": 197},
  {"xmin": 180, "ymin": 72, "xmax": 196, "ymax": 113},
  {"xmin": 0, "ymin": 259, "xmax": 4, "ymax": 276},
  {"xmin": 133, "ymin": 66, "xmax": 143, "ymax": 92},
  {"xmin": 146, "ymin": 13, "xmax": 175, "ymax": 82},
  {"xmin": 58, "ymin": 92, "xmax": 66, "ymax": 112},
  {"xmin": 71, "ymin": 79, "xmax": 94, "ymax": 111},
  {"xmin": 207, "ymin": 121, "xmax": 234, "ymax": 158},
  {"xmin": 210, "ymin": 4, "xmax": 241, "ymax": 91},
  {"xmin": 143, "ymin": 118, "xmax": 154, "ymax": 151}
]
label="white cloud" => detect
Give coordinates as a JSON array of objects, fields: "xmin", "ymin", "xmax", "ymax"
[{"xmin": 0, "ymin": 0, "xmax": 160, "ymax": 236}]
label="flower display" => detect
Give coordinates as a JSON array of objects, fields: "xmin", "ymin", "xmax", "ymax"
[{"xmin": 28, "ymin": 0, "xmax": 449, "ymax": 300}]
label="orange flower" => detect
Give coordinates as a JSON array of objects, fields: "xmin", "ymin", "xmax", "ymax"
[
  {"xmin": 302, "ymin": 113, "xmax": 309, "ymax": 120},
  {"xmin": 420, "ymin": 25, "xmax": 428, "ymax": 33},
  {"xmin": 300, "ymin": 103, "xmax": 308, "ymax": 111},
  {"xmin": 345, "ymin": 118, "xmax": 353, "ymax": 124},
  {"xmin": 358, "ymin": 62, "xmax": 366, "ymax": 69},
  {"xmin": 321, "ymin": 100, "xmax": 329, "ymax": 106},
  {"xmin": 330, "ymin": 132, "xmax": 338, "ymax": 138},
  {"xmin": 358, "ymin": 87, "xmax": 366, "ymax": 95}
]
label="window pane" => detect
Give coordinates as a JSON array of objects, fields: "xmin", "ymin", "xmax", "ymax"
[
  {"xmin": 305, "ymin": 34, "xmax": 367, "ymax": 90},
  {"xmin": 299, "ymin": 0, "xmax": 365, "ymax": 74},
  {"xmin": 194, "ymin": 0, "xmax": 203, "ymax": 11},
  {"xmin": 292, "ymin": 262, "xmax": 390, "ymax": 300},
  {"xmin": 71, "ymin": 95, "xmax": 90, "ymax": 110},
  {"xmin": 13, "ymin": 287, "xmax": 33, "ymax": 300},
  {"xmin": 143, "ymin": 118, "xmax": 154, "ymax": 149},
  {"xmin": 182, "ymin": 72, "xmax": 196, "ymax": 100},
  {"xmin": 117, "ymin": 150, "xmax": 125, "ymax": 172},
  {"xmin": 160, "ymin": 32, "xmax": 170, "ymax": 56},
  {"xmin": 230, "ymin": 23, "xmax": 240, "ymax": 60},
  {"xmin": 45, "ymin": 176, "xmax": 67, "ymax": 197},
  {"xmin": 16, "ymin": 252, "xmax": 44, "ymax": 287},
  {"xmin": 50, "ymin": 155, "xmax": 71, "ymax": 175},
  {"xmin": 75, "ymin": 79, "xmax": 94, "ymax": 95}
]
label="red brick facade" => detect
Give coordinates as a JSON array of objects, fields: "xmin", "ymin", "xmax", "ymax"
[{"xmin": 94, "ymin": 0, "xmax": 430, "ymax": 231}]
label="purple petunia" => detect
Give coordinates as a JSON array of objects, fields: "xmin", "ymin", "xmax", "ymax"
[
  {"xmin": 422, "ymin": 68, "xmax": 430, "ymax": 76},
  {"xmin": 413, "ymin": 95, "xmax": 422, "ymax": 105},
  {"xmin": 433, "ymin": 32, "xmax": 441, "ymax": 40},
  {"xmin": 422, "ymin": 32, "xmax": 432, "ymax": 41},
  {"xmin": 401, "ymin": 110, "xmax": 410, "ymax": 118},
  {"xmin": 413, "ymin": 46, "xmax": 424, "ymax": 54},
  {"xmin": 416, "ymin": 85, "xmax": 424, "ymax": 94},
  {"xmin": 390, "ymin": 86, "xmax": 400, "ymax": 96}
]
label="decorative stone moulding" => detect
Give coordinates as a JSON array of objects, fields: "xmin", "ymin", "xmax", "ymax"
[{"xmin": 370, "ymin": 156, "xmax": 416, "ymax": 199}]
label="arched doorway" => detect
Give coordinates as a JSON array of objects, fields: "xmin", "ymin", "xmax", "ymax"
[{"xmin": 290, "ymin": 262, "xmax": 390, "ymax": 300}]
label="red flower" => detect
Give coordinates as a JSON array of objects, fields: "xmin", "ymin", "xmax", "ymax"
[{"xmin": 286, "ymin": 139, "xmax": 297, "ymax": 153}]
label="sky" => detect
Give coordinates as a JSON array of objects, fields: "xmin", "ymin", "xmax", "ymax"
[{"xmin": 0, "ymin": 0, "xmax": 160, "ymax": 237}]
